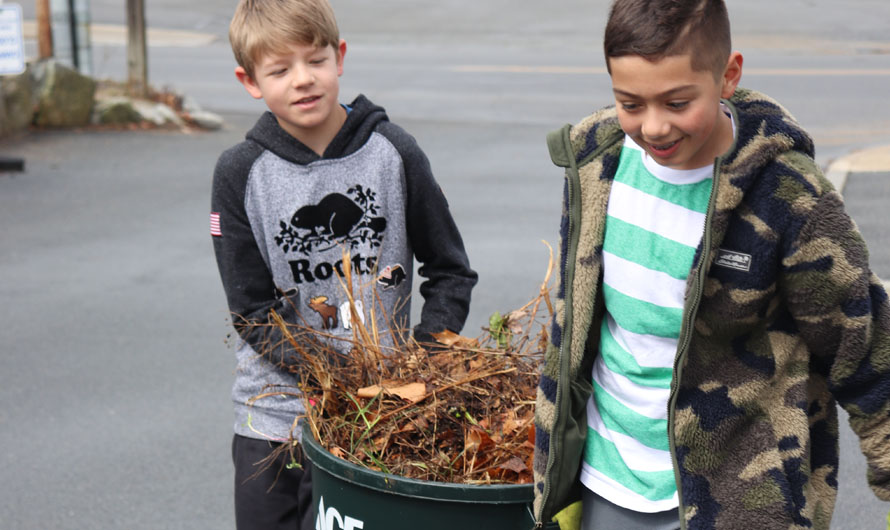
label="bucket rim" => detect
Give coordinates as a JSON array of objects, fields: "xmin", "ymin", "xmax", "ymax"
[{"xmin": 301, "ymin": 423, "xmax": 534, "ymax": 504}]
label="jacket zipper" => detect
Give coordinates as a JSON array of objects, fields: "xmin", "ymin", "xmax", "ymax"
[
  {"xmin": 540, "ymin": 132, "xmax": 582, "ymax": 526},
  {"xmin": 667, "ymin": 158, "xmax": 721, "ymax": 530}
]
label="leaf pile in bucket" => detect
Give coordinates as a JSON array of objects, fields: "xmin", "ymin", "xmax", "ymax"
[{"xmin": 255, "ymin": 245, "xmax": 554, "ymax": 485}]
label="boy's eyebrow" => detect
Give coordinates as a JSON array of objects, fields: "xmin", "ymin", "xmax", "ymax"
[{"xmin": 612, "ymin": 85, "xmax": 698, "ymax": 99}]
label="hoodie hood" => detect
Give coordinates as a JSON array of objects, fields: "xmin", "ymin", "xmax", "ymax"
[{"xmin": 245, "ymin": 94, "xmax": 389, "ymax": 166}]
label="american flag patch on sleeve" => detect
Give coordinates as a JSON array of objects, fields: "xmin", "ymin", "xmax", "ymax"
[{"xmin": 210, "ymin": 212, "xmax": 222, "ymax": 237}]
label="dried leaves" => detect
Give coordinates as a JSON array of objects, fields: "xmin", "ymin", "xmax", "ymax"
[
  {"xmin": 300, "ymin": 327, "xmax": 544, "ymax": 484},
  {"xmin": 264, "ymin": 244, "xmax": 554, "ymax": 485}
]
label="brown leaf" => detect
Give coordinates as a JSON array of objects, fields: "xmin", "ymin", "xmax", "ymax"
[
  {"xmin": 448, "ymin": 361, "xmax": 468, "ymax": 379},
  {"xmin": 465, "ymin": 428, "xmax": 483, "ymax": 453},
  {"xmin": 537, "ymin": 325, "xmax": 550, "ymax": 351},
  {"xmin": 431, "ymin": 329, "xmax": 480, "ymax": 349},
  {"xmin": 398, "ymin": 418, "xmax": 419, "ymax": 433},
  {"xmin": 389, "ymin": 382, "xmax": 427, "ymax": 403},
  {"xmin": 498, "ymin": 456, "xmax": 528, "ymax": 474},
  {"xmin": 505, "ymin": 309, "xmax": 527, "ymax": 334},
  {"xmin": 431, "ymin": 329, "xmax": 460, "ymax": 345},
  {"xmin": 356, "ymin": 381, "xmax": 426, "ymax": 403},
  {"xmin": 465, "ymin": 426, "xmax": 495, "ymax": 454},
  {"xmin": 500, "ymin": 412, "xmax": 522, "ymax": 436},
  {"xmin": 356, "ymin": 384, "xmax": 385, "ymax": 399}
]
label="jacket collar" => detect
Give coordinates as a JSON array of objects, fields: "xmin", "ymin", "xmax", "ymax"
[{"xmin": 565, "ymin": 88, "xmax": 816, "ymax": 266}]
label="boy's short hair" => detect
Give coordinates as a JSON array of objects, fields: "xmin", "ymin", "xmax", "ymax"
[
  {"xmin": 604, "ymin": 0, "xmax": 731, "ymax": 79},
  {"xmin": 229, "ymin": 0, "xmax": 340, "ymax": 78}
]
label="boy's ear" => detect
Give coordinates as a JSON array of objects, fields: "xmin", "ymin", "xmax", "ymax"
[
  {"xmin": 235, "ymin": 66, "xmax": 263, "ymax": 100},
  {"xmin": 720, "ymin": 51, "xmax": 743, "ymax": 99},
  {"xmin": 336, "ymin": 39, "xmax": 347, "ymax": 76}
]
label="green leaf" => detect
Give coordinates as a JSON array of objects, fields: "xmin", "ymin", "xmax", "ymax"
[{"xmin": 488, "ymin": 311, "xmax": 511, "ymax": 349}]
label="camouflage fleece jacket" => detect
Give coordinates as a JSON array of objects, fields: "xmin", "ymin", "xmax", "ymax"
[{"xmin": 532, "ymin": 88, "xmax": 890, "ymax": 530}]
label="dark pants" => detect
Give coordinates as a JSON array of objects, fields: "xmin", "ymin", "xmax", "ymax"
[
  {"xmin": 582, "ymin": 488, "xmax": 681, "ymax": 530},
  {"xmin": 232, "ymin": 434, "xmax": 314, "ymax": 530}
]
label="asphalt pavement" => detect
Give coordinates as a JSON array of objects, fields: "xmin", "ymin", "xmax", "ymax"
[
  {"xmin": 844, "ymin": 170, "xmax": 890, "ymax": 282},
  {"xmin": 0, "ymin": 121, "xmax": 242, "ymax": 529},
  {"xmin": 3, "ymin": 1, "xmax": 890, "ymax": 529}
]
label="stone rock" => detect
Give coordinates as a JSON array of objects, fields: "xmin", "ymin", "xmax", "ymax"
[
  {"xmin": 131, "ymin": 99, "xmax": 185, "ymax": 127},
  {"xmin": 32, "ymin": 59, "xmax": 97, "ymax": 127},
  {"xmin": 181, "ymin": 95, "xmax": 203, "ymax": 115},
  {"xmin": 1, "ymin": 68, "xmax": 35, "ymax": 136},
  {"xmin": 93, "ymin": 96, "xmax": 142, "ymax": 125},
  {"xmin": 189, "ymin": 110, "xmax": 224, "ymax": 131}
]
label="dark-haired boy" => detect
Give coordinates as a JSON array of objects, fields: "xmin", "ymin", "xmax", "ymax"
[
  {"xmin": 211, "ymin": 0, "xmax": 477, "ymax": 528},
  {"xmin": 533, "ymin": 0, "xmax": 890, "ymax": 529}
]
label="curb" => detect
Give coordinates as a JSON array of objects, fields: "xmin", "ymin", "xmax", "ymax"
[
  {"xmin": 825, "ymin": 157, "xmax": 851, "ymax": 193},
  {"xmin": 824, "ymin": 144, "xmax": 890, "ymax": 194},
  {"xmin": 825, "ymin": 145, "xmax": 890, "ymax": 290}
]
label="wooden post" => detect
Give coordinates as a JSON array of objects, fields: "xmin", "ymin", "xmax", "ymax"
[
  {"xmin": 0, "ymin": 76, "xmax": 7, "ymax": 133},
  {"xmin": 0, "ymin": 78, "xmax": 25, "ymax": 171},
  {"xmin": 126, "ymin": 0, "xmax": 148, "ymax": 98},
  {"xmin": 36, "ymin": 0, "xmax": 53, "ymax": 58}
]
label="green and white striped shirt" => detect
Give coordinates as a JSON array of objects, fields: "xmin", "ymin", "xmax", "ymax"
[{"xmin": 581, "ymin": 135, "xmax": 715, "ymax": 512}]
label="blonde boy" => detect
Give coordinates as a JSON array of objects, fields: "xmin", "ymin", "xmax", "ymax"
[{"xmin": 212, "ymin": 1, "xmax": 476, "ymax": 528}]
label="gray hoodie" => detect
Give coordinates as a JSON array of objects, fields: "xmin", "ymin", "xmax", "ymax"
[{"xmin": 211, "ymin": 95, "xmax": 477, "ymax": 441}]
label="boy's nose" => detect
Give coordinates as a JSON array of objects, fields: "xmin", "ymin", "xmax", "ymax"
[
  {"xmin": 641, "ymin": 110, "xmax": 671, "ymax": 140},
  {"xmin": 292, "ymin": 65, "xmax": 314, "ymax": 87}
]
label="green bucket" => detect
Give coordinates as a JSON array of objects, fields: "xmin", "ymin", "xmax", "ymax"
[{"xmin": 301, "ymin": 424, "xmax": 535, "ymax": 530}]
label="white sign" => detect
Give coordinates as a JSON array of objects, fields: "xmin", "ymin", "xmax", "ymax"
[
  {"xmin": 316, "ymin": 496, "xmax": 365, "ymax": 530},
  {"xmin": 0, "ymin": 3, "xmax": 25, "ymax": 75}
]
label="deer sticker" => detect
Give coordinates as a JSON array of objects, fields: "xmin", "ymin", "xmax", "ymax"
[{"xmin": 308, "ymin": 296, "xmax": 338, "ymax": 330}]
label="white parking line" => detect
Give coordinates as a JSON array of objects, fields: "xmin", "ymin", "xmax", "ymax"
[
  {"xmin": 22, "ymin": 21, "xmax": 216, "ymax": 47},
  {"xmin": 450, "ymin": 65, "xmax": 890, "ymax": 77}
]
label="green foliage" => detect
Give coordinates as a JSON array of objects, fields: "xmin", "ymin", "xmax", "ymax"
[{"xmin": 488, "ymin": 311, "xmax": 511, "ymax": 349}]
